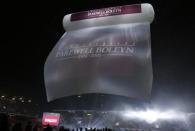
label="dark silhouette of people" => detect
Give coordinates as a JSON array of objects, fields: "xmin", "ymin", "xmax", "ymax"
[
  {"xmin": 59, "ymin": 126, "xmax": 65, "ymax": 131},
  {"xmin": 25, "ymin": 121, "xmax": 32, "ymax": 131},
  {"xmin": 32, "ymin": 124, "xmax": 39, "ymax": 131},
  {"xmin": 43, "ymin": 124, "xmax": 53, "ymax": 131},
  {"xmin": 12, "ymin": 122, "xmax": 22, "ymax": 131},
  {"xmin": 0, "ymin": 113, "xmax": 10, "ymax": 131}
]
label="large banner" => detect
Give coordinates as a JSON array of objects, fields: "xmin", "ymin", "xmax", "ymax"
[{"xmin": 44, "ymin": 4, "xmax": 154, "ymax": 102}]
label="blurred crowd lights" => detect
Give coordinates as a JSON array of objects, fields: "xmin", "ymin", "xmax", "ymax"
[
  {"xmin": 19, "ymin": 97, "xmax": 23, "ymax": 100},
  {"xmin": 12, "ymin": 97, "xmax": 16, "ymax": 100},
  {"xmin": 0, "ymin": 95, "xmax": 32, "ymax": 103}
]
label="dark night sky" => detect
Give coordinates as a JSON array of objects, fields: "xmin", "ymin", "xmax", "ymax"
[{"xmin": 1, "ymin": 1, "xmax": 195, "ymax": 111}]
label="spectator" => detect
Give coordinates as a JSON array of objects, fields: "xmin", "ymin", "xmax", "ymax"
[
  {"xmin": 25, "ymin": 121, "xmax": 32, "ymax": 131},
  {"xmin": 43, "ymin": 124, "xmax": 52, "ymax": 131},
  {"xmin": 0, "ymin": 113, "xmax": 9, "ymax": 131},
  {"xmin": 12, "ymin": 122, "xmax": 22, "ymax": 131},
  {"xmin": 32, "ymin": 124, "xmax": 39, "ymax": 131},
  {"xmin": 59, "ymin": 126, "xmax": 65, "ymax": 131}
]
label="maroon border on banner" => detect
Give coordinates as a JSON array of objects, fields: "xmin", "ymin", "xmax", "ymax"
[{"xmin": 71, "ymin": 4, "xmax": 141, "ymax": 21}]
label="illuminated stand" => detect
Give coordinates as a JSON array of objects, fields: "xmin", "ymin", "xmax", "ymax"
[{"xmin": 44, "ymin": 4, "xmax": 154, "ymax": 102}]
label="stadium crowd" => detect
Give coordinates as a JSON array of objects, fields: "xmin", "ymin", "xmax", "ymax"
[
  {"xmin": 0, "ymin": 113, "xmax": 114, "ymax": 131},
  {"xmin": 1, "ymin": 112, "xmax": 194, "ymax": 131}
]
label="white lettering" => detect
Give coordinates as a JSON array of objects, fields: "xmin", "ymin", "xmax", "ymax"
[
  {"xmin": 56, "ymin": 41, "xmax": 135, "ymax": 59},
  {"xmin": 44, "ymin": 118, "xmax": 57, "ymax": 123}
]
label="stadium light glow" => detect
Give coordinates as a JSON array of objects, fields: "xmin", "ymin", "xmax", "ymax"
[
  {"xmin": 115, "ymin": 122, "xmax": 120, "ymax": 126},
  {"xmin": 87, "ymin": 113, "xmax": 92, "ymax": 116},
  {"xmin": 139, "ymin": 110, "xmax": 158, "ymax": 123},
  {"xmin": 155, "ymin": 124, "xmax": 160, "ymax": 129},
  {"xmin": 77, "ymin": 120, "xmax": 82, "ymax": 124},
  {"xmin": 123, "ymin": 110, "xmax": 158, "ymax": 123},
  {"xmin": 123, "ymin": 109, "xmax": 187, "ymax": 123}
]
